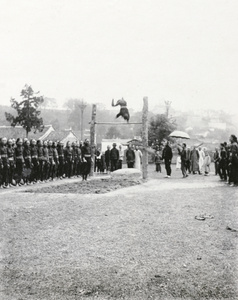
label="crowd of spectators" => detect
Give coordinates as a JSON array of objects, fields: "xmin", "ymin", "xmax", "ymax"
[
  {"xmin": 153, "ymin": 134, "xmax": 238, "ymax": 186},
  {"xmin": 94, "ymin": 143, "xmax": 143, "ymax": 173}
]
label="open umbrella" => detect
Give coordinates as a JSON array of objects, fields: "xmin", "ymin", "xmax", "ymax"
[{"xmin": 169, "ymin": 130, "xmax": 190, "ymax": 139}]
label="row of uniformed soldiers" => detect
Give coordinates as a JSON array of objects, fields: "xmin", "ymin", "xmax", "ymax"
[{"xmin": 0, "ymin": 137, "xmax": 92, "ymax": 188}]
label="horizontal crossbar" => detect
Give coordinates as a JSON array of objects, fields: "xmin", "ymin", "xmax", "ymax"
[{"xmin": 89, "ymin": 122, "xmax": 142, "ymax": 125}]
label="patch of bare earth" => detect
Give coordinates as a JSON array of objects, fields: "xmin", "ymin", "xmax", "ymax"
[
  {"xmin": 0, "ymin": 165, "xmax": 238, "ymax": 299},
  {"xmin": 23, "ymin": 177, "xmax": 142, "ymax": 194}
]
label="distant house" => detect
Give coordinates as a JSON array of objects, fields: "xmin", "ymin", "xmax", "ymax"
[
  {"xmin": 101, "ymin": 138, "xmax": 132, "ymax": 153},
  {"xmin": 0, "ymin": 125, "xmax": 54, "ymax": 140},
  {"xmin": 45, "ymin": 129, "xmax": 78, "ymax": 145}
]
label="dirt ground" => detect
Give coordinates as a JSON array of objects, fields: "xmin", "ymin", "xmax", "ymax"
[
  {"xmin": 0, "ymin": 164, "xmax": 238, "ymax": 300},
  {"xmin": 23, "ymin": 177, "xmax": 142, "ymax": 194}
]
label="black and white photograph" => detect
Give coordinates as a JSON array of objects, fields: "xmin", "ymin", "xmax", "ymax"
[{"xmin": 0, "ymin": 1, "xmax": 238, "ymax": 299}]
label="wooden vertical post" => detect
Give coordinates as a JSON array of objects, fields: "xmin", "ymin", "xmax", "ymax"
[
  {"xmin": 142, "ymin": 97, "xmax": 148, "ymax": 180},
  {"xmin": 90, "ymin": 104, "xmax": 97, "ymax": 176}
]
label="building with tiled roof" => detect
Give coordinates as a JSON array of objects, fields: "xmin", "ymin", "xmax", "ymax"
[
  {"xmin": 0, "ymin": 125, "xmax": 54, "ymax": 140},
  {"xmin": 0, "ymin": 124, "xmax": 82, "ymax": 145},
  {"xmin": 45, "ymin": 130, "xmax": 78, "ymax": 145}
]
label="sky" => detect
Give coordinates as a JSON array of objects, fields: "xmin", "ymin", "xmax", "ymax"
[{"xmin": 0, "ymin": 0, "xmax": 238, "ymax": 114}]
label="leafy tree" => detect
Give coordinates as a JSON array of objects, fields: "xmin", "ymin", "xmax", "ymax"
[
  {"xmin": 105, "ymin": 126, "xmax": 122, "ymax": 139},
  {"xmin": 5, "ymin": 84, "xmax": 44, "ymax": 137},
  {"xmin": 148, "ymin": 114, "xmax": 176, "ymax": 146}
]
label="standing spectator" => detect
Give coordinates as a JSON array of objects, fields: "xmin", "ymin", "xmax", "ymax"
[
  {"xmin": 198, "ymin": 146, "xmax": 205, "ymax": 174},
  {"xmin": 203, "ymin": 148, "xmax": 211, "ymax": 176},
  {"xmin": 162, "ymin": 141, "xmax": 173, "ymax": 178},
  {"xmin": 190, "ymin": 146, "xmax": 200, "ymax": 174},
  {"xmin": 224, "ymin": 142, "xmax": 230, "ymax": 182},
  {"xmin": 213, "ymin": 147, "xmax": 220, "ymax": 175},
  {"xmin": 74, "ymin": 142, "xmax": 82, "ymax": 176},
  {"xmin": 134, "ymin": 145, "xmax": 142, "ymax": 170},
  {"xmin": 185, "ymin": 146, "xmax": 191, "ymax": 174},
  {"xmin": 100, "ymin": 152, "xmax": 106, "ymax": 173},
  {"xmin": 105, "ymin": 145, "xmax": 111, "ymax": 173},
  {"xmin": 126, "ymin": 144, "xmax": 135, "ymax": 168},
  {"xmin": 154, "ymin": 146, "xmax": 162, "ymax": 173},
  {"xmin": 228, "ymin": 134, "xmax": 238, "ymax": 186},
  {"xmin": 95, "ymin": 148, "xmax": 101, "ymax": 173},
  {"xmin": 118, "ymin": 145, "xmax": 124, "ymax": 169},
  {"xmin": 176, "ymin": 155, "xmax": 181, "ymax": 170},
  {"xmin": 218, "ymin": 143, "xmax": 227, "ymax": 181},
  {"xmin": 178, "ymin": 143, "xmax": 188, "ymax": 178},
  {"xmin": 110, "ymin": 143, "xmax": 119, "ymax": 172}
]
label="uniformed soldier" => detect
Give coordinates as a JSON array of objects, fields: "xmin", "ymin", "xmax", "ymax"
[
  {"xmin": 71, "ymin": 142, "xmax": 76, "ymax": 177},
  {"xmin": 43, "ymin": 140, "xmax": 49, "ymax": 182},
  {"xmin": 31, "ymin": 139, "xmax": 39, "ymax": 183},
  {"xmin": 7, "ymin": 139, "xmax": 16, "ymax": 187},
  {"xmin": 23, "ymin": 139, "xmax": 32, "ymax": 185},
  {"xmin": 52, "ymin": 141, "xmax": 59, "ymax": 180},
  {"xmin": 48, "ymin": 140, "xmax": 55, "ymax": 181},
  {"xmin": 57, "ymin": 141, "xmax": 65, "ymax": 179},
  {"xmin": 15, "ymin": 138, "xmax": 24, "ymax": 186},
  {"xmin": 37, "ymin": 140, "xmax": 45, "ymax": 182},
  {"xmin": 75, "ymin": 141, "xmax": 82, "ymax": 177},
  {"xmin": 64, "ymin": 141, "xmax": 73, "ymax": 178},
  {"xmin": 0, "ymin": 137, "xmax": 10, "ymax": 188}
]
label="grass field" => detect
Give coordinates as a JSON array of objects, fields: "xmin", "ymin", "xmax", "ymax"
[{"xmin": 0, "ymin": 164, "xmax": 238, "ymax": 299}]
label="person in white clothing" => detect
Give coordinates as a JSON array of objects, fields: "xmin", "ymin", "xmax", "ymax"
[
  {"xmin": 198, "ymin": 146, "xmax": 205, "ymax": 174},
  {"xmin": 134, "ymin": 145, "xmax": 143, "ymax": 170},
  {"xmin": 118, "ymin": 145, "xmax": 124, "ymax": 169},
  {"xmin": 176, "ymin": 155, "xmax": 181, "ymax": 170},
  {"xmin": 203, "ymin": 148, "xmax": 211, "ymax": 176}
]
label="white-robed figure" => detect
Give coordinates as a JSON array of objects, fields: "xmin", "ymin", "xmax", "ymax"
[
  {"xmin": 198, "ymin": 146, "xmax": 205, "ymax": 174},
  {"xmin": 203, "ymin": 148, "xmax": 211, "ymax": 175},
  {"xmin": 134, "ymin": 145, "xmax": 143, "ymax": 170},
  {"xmin": 176, "ymin": 155, "xmax": 181, "ymax": 169}
]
